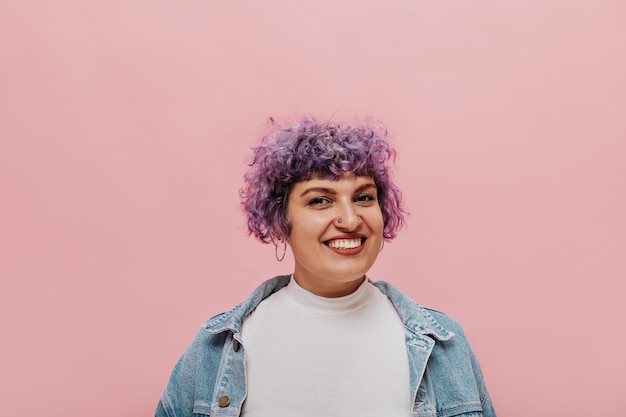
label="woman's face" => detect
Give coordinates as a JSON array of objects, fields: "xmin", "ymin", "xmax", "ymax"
[{"xmin": 285, "ymin": 174, "xmax": 384, "ymax": 297}]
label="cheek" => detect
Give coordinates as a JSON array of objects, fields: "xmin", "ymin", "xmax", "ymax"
[
  {"xmin": 289, "ymin": 217, "xmax": 328, "ymax": 244},
  {"xmin": 368, "ymin": 209, "xmax": 385, "ymax": 230}
]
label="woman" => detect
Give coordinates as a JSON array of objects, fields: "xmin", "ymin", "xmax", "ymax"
[{"xmin": 156, "ymin": 117, "xmax": 496, "ymax": 417}]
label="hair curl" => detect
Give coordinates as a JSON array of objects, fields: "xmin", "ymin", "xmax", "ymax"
[{"xmin": 240, "ymin": 117, "xmax": 406, "ymax": 243}]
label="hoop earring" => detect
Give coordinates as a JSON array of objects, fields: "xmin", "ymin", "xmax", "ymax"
[
  {"xmin": 275, "ymin": 239, "xmax": 287, "ymax": 262},
  {"xmin": 379, "ymin": 240, "xmax": 385, "ymax": 253}
]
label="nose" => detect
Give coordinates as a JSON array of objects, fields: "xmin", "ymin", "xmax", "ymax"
[{"xmin": 335, "ymin": 203, "xmax": 362, "ymax": 230}]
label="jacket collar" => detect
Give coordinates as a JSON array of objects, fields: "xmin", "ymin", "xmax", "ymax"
[
  {"xmin": 203, "ymin": 275, "xmax": 291, "ymax": 334},
  {"xmin": 203, "ymin": 275, "xmax": 453, "ymax": 342},
  {"xmin": 370, "ymin": 280, "xmax": 454, "ymax": 342}
]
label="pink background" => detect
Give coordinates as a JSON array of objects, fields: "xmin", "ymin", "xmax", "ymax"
[{"xmin": 1, "ymin": 1, "xmax": 625, "ymax": 416}]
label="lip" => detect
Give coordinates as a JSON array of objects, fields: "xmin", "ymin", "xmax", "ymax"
[{"xmin": 323, "ymin": 235, "xmax": 366, "ymax": 256}]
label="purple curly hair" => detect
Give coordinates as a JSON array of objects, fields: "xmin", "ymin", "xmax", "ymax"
[{"xmin": 240, "ymin": 117, "xmax": 406, "ymax": 243}]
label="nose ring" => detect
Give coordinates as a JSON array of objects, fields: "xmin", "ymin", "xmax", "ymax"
[{"xmin": 336, "ymin": 218, "xmax": 342, "ymax": 224}]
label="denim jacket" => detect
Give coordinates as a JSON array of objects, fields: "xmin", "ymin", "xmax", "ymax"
[{"xmin": 156, "ymin": 275, "xmax": 496, "ymax": 417}]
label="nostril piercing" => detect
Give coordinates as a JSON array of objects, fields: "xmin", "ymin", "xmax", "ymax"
[{"xmin": 337, "ymin": 218, "xmax": 342, "ymax": 224}]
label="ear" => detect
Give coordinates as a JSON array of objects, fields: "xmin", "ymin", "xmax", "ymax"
[{"xmin": 275, "ymin": 234, "xmax": 291, "ymax": 245}]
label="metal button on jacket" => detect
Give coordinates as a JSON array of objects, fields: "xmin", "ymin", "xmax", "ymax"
[{"xmin": 218, "ymin": 396, "xmax": 230, "ymax": 408}]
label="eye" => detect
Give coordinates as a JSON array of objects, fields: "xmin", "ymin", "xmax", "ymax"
[
  {"xmin": 354, "ymin": 194, "xmax": 376, "ymax": 204},
  {"xmin": 307, "ymin": 196, "xmax": 333, "ymax": 208}
]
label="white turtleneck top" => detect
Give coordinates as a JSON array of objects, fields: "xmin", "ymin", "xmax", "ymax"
[{"xmin": 239, "ymin": 277, "xmax": 412, "ymax": 417}]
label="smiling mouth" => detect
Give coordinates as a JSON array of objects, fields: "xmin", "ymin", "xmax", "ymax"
[{"xmin": 324, "ymin": 238, "xmax": 365, "ymax": 249}]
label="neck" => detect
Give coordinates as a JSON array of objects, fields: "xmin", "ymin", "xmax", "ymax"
[{"xmin": 291, "ymin": 274, "xmax": 366, "ymax": 298}]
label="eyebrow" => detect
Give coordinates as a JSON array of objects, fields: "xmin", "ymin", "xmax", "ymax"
[{"xmin": 299, "ymin": 182, "xmax": 377, "ymax": 197}]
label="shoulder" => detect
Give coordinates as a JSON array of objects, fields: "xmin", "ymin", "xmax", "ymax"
[
  {"xmin": 371, "ymin": 279, "xmax": 471, "ymax": 344},
  {"xmin": 421, "ymin": 306, "xmax": 467, "ymax": 337},
  {"xmin": 202, "ymin": 275, "xmax": 291, "ymax": 333}
]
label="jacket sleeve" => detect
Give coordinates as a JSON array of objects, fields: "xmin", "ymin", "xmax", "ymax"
[
  {"xmin": 155, "ymin": 348, "xmax": 197, "ymax": 417},
  {"xmin": 155, "ymin": 327, "xmax": 226, "ymax": 417},
  {"xmin": 470, "ymin": 348, "xmax": 497, "ymax": 417}
]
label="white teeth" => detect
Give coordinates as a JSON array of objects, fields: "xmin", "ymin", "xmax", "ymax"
[{"xmin": 327, "ymin": 239, "xmax": 362, "ymax": 249}]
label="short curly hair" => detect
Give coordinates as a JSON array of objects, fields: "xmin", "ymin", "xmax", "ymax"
[{"xmin": 240, "ymin": 117, "xmax": 406, "ymax": 243}]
